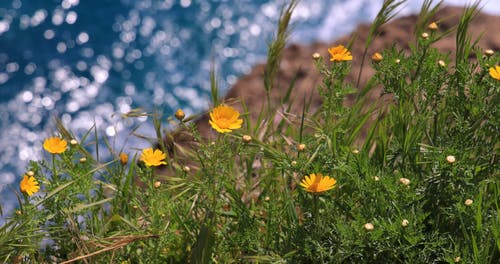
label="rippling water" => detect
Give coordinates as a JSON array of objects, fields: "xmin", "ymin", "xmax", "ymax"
[{"xmin": 0, "ymin": 0, "xmax": 498, "ymax": 219}]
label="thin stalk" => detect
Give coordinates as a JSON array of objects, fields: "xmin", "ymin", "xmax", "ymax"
[{"xmin": 52, "ymin": 154, "xmax": 57, "ymax": 182}]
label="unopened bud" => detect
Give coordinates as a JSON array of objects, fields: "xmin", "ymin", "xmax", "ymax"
[
  {"xmin": 484, "ymin": 49, "xmax": 494, "ymax": 57},
  {"xmin": 371, "ymin": 52, "xmax": 383, "ymax": 62},
  {"xmin": 154, "ymin": 181, "xmax": 161, "ymax": 188},
  {"xmin": 264, "ymin": 196, "xmax": 270, "ymax": 201},
  {"xmin": 119, "ymin": 153, "xmax": 128, "ymax": 165},
  {"xmin": 454, "ymin": 256, "xmax": 461, "ymax": 262},
  {"xmin": 27, "ymin": 171, "xmax": 35, "ymax": 176},
  {"xmin": 421, "ymin": 32, "xmax": 429, "ymax": 39},
  {"xmin": 438, "ymin": 60, "xmax": 446, "ymax": 67},
  {"xmin": 399, "ymin": 178, "xmax": 410, "ymax": 186},
  {"xmin": 291, "ymin": 160, "xmax": 297, "ymax": 166},
  {"xmin": 183, "ymin": 166, "xmax": 191, "ymax": 172},
  {"xmin": 312, "ymin": 52, "xmax": 321, "ymax": 60},
  {"xmin": 401, "ymin": 219, "xmax": 409, "ymax": 227},
  {"xmin": 297, "ymin": 143, "xmax": 306, "ymax": 151},
  {"xmin": 242, "ymin": 135, "xmax": 252, "ymax": 143},
  {"xmin": 79, "ymin": 157, "xmax": 87, "ymax": 163},
  {"xmin": 428, "ymin": 22, "xmax": 438, "ymax": 31},
  {"xmin": 373, "ymin": 176, "xmax": 380, "ymax": 181},
  {"xmin": 446, "ymin": 155, "xmax": 456, "ymax": 164},
  {"xmin": 395, "ymin": 58, "xmax": 401, "ymax": 64},
  {"xmin": 364, "ymin": 223, "xmax": 374, "ymax": 231},
  {"xmin": 352, "ymin": 149, "xmax": 360, "ymax": 154},
  {"xmin": 174, "ymin": 109, "xmax": 185, "ymax": 121},
  {"xmin": 464, "ymin": 199, "xmax": 473, "ymax": 206},
  {"xmin": 70, "ymin": 139, "xmax": 78, "ymax": 145}
]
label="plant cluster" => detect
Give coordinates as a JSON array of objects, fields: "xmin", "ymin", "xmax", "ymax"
[{"xmin": 1, "ymin": 0, "xmax": 499, "ymax": 263}]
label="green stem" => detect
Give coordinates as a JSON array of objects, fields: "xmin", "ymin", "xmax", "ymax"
[
  {"xmin": 313, "ymin": 194, "xmax": 319, "ymax": 230},
  {"xmin": 412, "ymin": 44, "xmax": 429, "ymax": 82},
  {"xmin": 52, "ymin": 154, "xmax": 58, "ymax": 183}
]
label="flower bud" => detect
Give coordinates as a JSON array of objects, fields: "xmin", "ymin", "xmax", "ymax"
[
  {"xmin": 119, "ymin": 152, "xmax": 128, "ymax": 165},
  {"xmin": 421, "ymin": 32, "xmax": 429, "ymax": 39},
  {"xmin": 428, "ymin": 22, "xmax": 438, "ymax": 31},
  {"xmin": 27, "ymin": 171, "xmax": 35, "ymax": 176},
  {"xmin": 183, "ymin": 166, "xmax": 191, "ymax": 172},
  {"xmin": 352, "ymin": 149, "xmax": 360, "ymax": 154},
  {"xmin": 312, "ymin": 52, "xmax": 321, "ymax": 60},
  {"xmin": 484, "ymin": 49, "xmax": 494, "ymax": 57},
  {"xmin": 399, "ymin": 178, "xmax": 410, "ymax": 186},
  {"xmin": 291, "ymin": 160, "xmax": 297, "ymax": 166},
  {"xmin": 438, "ymin": 60, "xmax": 446, "ymax": 67},
  {"xmin": 242, "ymin": 135, "xmax": 252, "ymax": 143},
  {"xmin": 364, "ymin": 223, "xmax": 374, "ymax": 231},
  {"xmin": 174, "ymin": 109, "xmax": 185, "ymax": 121},
  {"xmin": 454, "ymin": 256, "xmax": 461, "ymax": 262},
  {"xmin": 446, "ymin": 155, "xmax": 456, "ymax": 164},
  {"xmin": 79, "ymin": 157, "xmax": 87, "ymax": 163},
  {"xmin": 401, "ymin": 219, "xmax": 409, "ymax": 227},
  {"xmin": 371, "ymin": 52, "xmax": 383, "ymax": 62},
  {"xmin": 464, "ymin": 199, "xmax": 473, "ymax": 206},
  {"xmin": 373, "ymin": 176, "xmax": 380, "ymax": 181},
  {"xmin": 70, "ymin": 139, "xmax": 78, "ymax": 145},
  {"xmin": 264, "ymin": 196, "xmax": 270, "ymax": 201},
  {"xmin": 154, "ymin": 181, "xmax": 161, "ymax": 188},
  {"xmin": 297, "ymin": 143, "xmax": 306, "ymax": 151},
  {"xmin": 395, "ymin": 59, "xmax": 401, "ymax": 64}
]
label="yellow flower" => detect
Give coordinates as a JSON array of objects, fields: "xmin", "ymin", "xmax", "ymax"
[
  {"xmin": 300, "ymin": 173, "xmax": 337, "ymax": 193},
  {"xmin": 140, "ymin": 148, "xmax": 167, "ymax": 167},
  {"xmin": 209, "ymin": 105, "xmax": 243, "ymax": 133},
  {"xmin": 489, "ymin": 65, "xmax": 500, "ymax": 80},
  {"xmin": 328, "ymin": 45, "xmax": 352, "ymax": 62},
  {"xmin": 43, "ymin": 137, "xmax": 67, "ymax": 154},
  {"xmin": 20, "ymin": 175, "xmax": 40, "ymax": 196}
]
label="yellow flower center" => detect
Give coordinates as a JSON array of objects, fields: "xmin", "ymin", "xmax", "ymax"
[
  {"xmin": 216, "ymin": 117, "xmax": 232, "ymax": 129},
  {"xmin": 309, "ymin": 174, "xmax": 322, "ymax": 192}
]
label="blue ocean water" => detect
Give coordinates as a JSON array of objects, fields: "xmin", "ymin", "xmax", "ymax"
[{"xmin": 0, "ymin": 0, "xmax": 498, "ymax": 219}]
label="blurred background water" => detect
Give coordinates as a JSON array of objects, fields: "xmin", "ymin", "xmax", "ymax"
[{"xmin": 0, "ymin": 0, "xmax": 498, "ymax": 220}]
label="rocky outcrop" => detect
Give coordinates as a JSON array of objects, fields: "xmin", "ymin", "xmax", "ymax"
[{"xmin": 166, "ymin": 6, "xmax": 499, "ymax": 155}]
